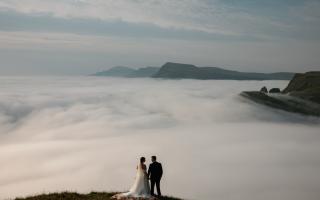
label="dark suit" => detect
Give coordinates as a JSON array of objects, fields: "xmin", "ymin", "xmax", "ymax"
[{"xmin": 148, "ymin": 161, "xmax": 163, "ymax": 196}]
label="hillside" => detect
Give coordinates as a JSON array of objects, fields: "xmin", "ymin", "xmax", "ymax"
[
  {"xmin": 94, "ymin": 66, "xmax": 136, "ymax": 77},
  {"xmin": 129, "ymin": 67, "xmax": 160, "ymax": 77},
  {"xmin": 92, "ymin": 62, "xmax": 294, "ymax": 80},
  {"xmin": 153, "ymin": 62, "xmax": 294, "ymax": 80},
  {"xmin": 240, "ymin": 71, "xmax": 320, "ymax": 116},
  {"xmin": 282, "ymin": 71, "xmax": 320, "ymax": 104},
  {"xmin": 15, "ymin": 192, "xmax": 182, "ymax": 200},
  {"xmin": 93, "ymin": 66, "xmax": 160, "ymax": 77}
]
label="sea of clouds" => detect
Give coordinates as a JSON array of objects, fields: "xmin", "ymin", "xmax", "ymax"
[{"xmin": 0, "ymin": 76, "xmax": 319, "ymax": 200}]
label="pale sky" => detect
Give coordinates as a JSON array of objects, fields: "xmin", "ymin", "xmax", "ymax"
[{"xmin": 0, "ymin": 0, "xmax": 319, "ymax": 75}]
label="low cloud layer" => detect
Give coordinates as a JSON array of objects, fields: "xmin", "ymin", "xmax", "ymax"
[{"xmin": 0, "ymin": 77, "xmax": 320, "ymax": 200}]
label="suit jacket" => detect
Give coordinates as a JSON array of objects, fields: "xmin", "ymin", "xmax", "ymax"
[{"xmin": 148, "ymin": 162, "xmax": 163, "ymax": 181}]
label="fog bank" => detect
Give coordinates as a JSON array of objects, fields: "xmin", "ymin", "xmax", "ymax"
[{"xmin": 0, "ymin": 77, "xmax": 319, "ymax": 200}]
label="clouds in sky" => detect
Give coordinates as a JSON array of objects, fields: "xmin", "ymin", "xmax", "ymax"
[
  {"xmin": 1, "ymin": 0, "xmax": 319, "ymax": 38},
  {"xmin": 0, "ymin": 0, "xmax": 319, "ymax": 74},
  {"xmin": 0, "ymin": 0, "xmax": 224, "ymax": 34},
  {"xmin": 0, "ymin": 77, "xmax": 320, "ymax": 200}
]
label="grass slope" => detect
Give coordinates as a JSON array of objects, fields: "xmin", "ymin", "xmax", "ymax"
[{"xmin": 15, "ymin": 192, "xmax": 182, "ymax": 200}]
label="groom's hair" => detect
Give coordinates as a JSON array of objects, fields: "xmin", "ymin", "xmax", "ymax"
[
  {"xmin": 140, "ymin": 157, "xmax": 146, "ymax": 163},
  {"xmin": 151, "ymin": 156, "xmax": 156, "ymax": 161}
]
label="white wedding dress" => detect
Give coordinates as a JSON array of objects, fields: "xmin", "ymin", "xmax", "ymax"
[{"xmin": 115, "ymin": 163, "xmax": 152, "ymax": 199}]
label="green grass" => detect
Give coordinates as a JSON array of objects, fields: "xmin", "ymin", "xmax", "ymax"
[{"xmin": 14, "ymin": 192, "xmax": 182, "ymax": 200}]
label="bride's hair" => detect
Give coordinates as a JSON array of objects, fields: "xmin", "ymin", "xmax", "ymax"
[{"xmin": 140, "ymin": 157, "xmax": 146, "ymax": 163}]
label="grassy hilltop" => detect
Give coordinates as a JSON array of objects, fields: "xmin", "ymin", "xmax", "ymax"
[{"xmin": 15, "ymin": 192, "xmax": 182, "ymax": 200}]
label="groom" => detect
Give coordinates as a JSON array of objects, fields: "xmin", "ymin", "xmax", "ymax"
[{"xmin": 148, "ymin": 156, "xmax": 163, "ymax": 196}]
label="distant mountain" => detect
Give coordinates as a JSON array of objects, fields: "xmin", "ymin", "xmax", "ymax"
[
  {"xmin": 94, "ymin": 66, "xmax": 135, "ymax": 77},
  {"xmin": 128, "ymin": 67, "xmax": 160, "ymax": 77},
  {"xmin": 93, "ymin": 66, "xmax": 160, "ymax": 77},
  {"xmin": 93, "ymin": 62, "xmax": 295, "ymax": 80},
  {"xmin": 153, "ymin": 62, "xmax": 294, "ymax": 80}
]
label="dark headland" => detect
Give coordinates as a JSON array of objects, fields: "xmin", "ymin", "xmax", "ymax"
[
  {"xmin": 241, "ymin": 71, "xmax": 320, "ymax": 116},
  {"xmin": 93, "ymin": 62, "xmax": 294, "ymax": 80}
]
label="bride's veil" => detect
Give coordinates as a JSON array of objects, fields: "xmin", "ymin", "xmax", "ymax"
[{"xmin": 136, "ymin": 163, "xmax": 144, "ymax": 175}]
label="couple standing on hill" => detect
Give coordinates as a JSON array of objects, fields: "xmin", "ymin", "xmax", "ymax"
[{"xmin": 113, "ymin": 156, "xmax": 163, "ymax": 199}]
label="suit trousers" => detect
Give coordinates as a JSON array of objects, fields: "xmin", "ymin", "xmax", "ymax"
[{"xmin": 150, "ymin": 179, "xmax": 161, "ymax": 196}]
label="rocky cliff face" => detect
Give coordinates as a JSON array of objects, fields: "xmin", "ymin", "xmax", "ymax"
[
  {"xmin": 240, "ymin": 71, "xmax": 320, "ymax": 117},
  {"xmin": 282, "ymin": 72, "xmax": 320, "ymax": 104},
  {"xmin": 240, "ymin": 91, "xmax": 320, "ymax": 117}
]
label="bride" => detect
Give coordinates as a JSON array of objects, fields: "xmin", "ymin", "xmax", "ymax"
[{"xmin": 113, "ymin": 157, "xmax": 152, "ymax": 199}]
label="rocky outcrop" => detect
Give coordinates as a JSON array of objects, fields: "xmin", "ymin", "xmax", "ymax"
[
  {"xmin": 240, "ymin": 91, "xmax": 320, "ymax": 116},
  {"xmin": 269, "ymin": 88, "xmax": 281, "ymax": 93},
  {"xmin": 282, "ymin": 72, "xmax": 320, "ymax": 104},
  {"xmin": 260, "ymin": 86, "xmax": 268, "ymax": 93},
  {"xmin": 240, "ymin": 71, "xmax": 320, "ymax": 116}
]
